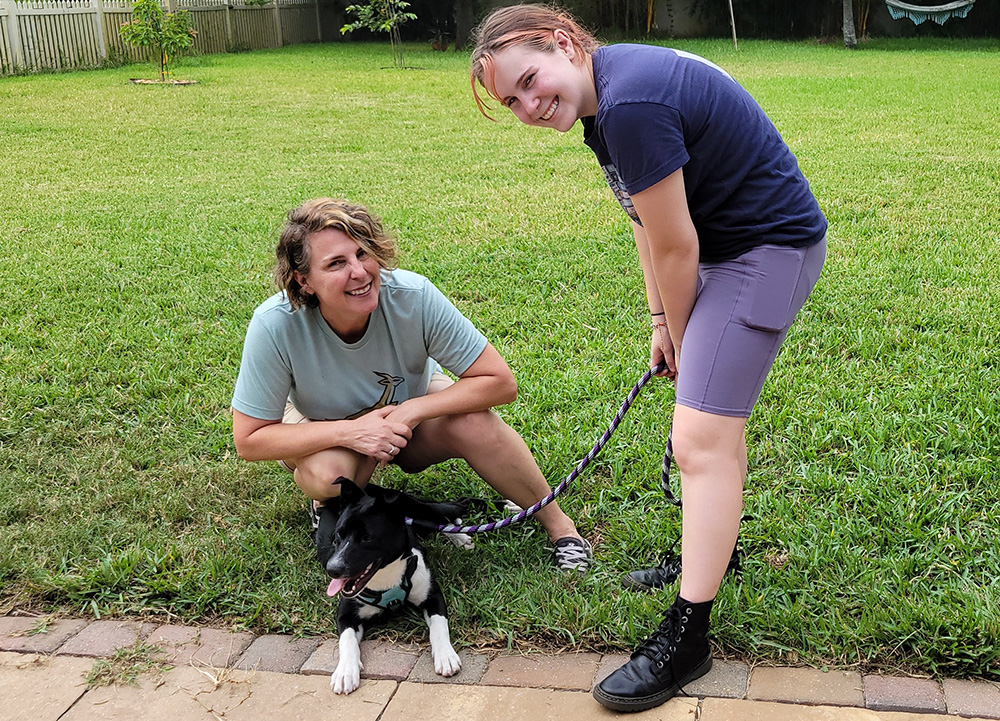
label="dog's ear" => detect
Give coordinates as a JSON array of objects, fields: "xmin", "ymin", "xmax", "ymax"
[
  {"xmin": 361, "ymin": 483, "xmax": 401, "ymax": 505},
  {"xmin": 380, "ymin": 489, "xmax": 409, "ymax": 522},
  {"xmin": 335, "ymin": 477, "xmax": 363, "ymax": 503}
]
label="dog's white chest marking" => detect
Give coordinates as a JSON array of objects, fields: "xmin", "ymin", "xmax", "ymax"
[
  {"xmin": 364, "ymin": 552, "xmax": 430, "ymax": 605},
  {"xmin": 357, "ymin": 603, "xmax": 381, "ymax": 621},
  {"xmin": 407, "ymin": 554, "xmax": 432, "ymax": 603},
  {"xmin": 356, "ymin": 551, "xmax": 431, "ymax": 620}
]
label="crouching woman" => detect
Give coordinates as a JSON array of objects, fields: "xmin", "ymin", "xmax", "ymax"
[{"xmin": 231, "ymin": 198, "xmax": 591, "ymax": 572}]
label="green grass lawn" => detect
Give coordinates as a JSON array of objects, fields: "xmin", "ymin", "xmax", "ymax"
[{"xmin": 1, "ymin": 38, "xmax": 998, "ymax": 679}]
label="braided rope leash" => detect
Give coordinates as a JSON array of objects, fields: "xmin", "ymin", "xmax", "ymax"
[{"xmin": 407, "ymin": 362, "xmax": 679, "ymax": 535}]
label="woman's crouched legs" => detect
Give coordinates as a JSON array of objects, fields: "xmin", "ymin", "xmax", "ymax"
[{"xmin": 399, "ymin": 408, "xmax": 584, "ymax": 545}]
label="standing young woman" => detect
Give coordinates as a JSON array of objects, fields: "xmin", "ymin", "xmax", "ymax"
[{"xmin": 471, "ymin": 5, "xmax": 827, "ymax": 711}]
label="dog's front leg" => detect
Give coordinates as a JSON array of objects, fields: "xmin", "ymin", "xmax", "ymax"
[
  {"xmin": 424, "ymin": 612, "xmax": 461, "ymax": 677},
  {"xmin": 331, "ymin": 625, "xmax": 364, "ymax": 694}
]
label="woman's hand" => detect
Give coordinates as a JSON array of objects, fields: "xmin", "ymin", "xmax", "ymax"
[
  {"xmin": 382, "ymin": 400, "xmax": 425, "ymax": 432},
  {"xmin": 651, "ymin": 326, "xmax": 678, "ymax": 381},
  {"xmin": 346, "ymin": 406, "xmax": 412, "ymax": 463}
]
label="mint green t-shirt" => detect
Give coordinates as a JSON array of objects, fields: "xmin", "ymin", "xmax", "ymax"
[{"xmin": 232, "ymin": 269, "xmax": 488, "ymax": 421}]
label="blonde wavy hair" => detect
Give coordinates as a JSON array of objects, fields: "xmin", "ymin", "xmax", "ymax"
[{"xmin": 273, "ymin": 198, "xmax": 399, "ymax": 310}]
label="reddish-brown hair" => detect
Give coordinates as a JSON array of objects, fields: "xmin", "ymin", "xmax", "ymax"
[{"xmin": 470, "ymin": 4, "xmax": 600, "ymax": 119}]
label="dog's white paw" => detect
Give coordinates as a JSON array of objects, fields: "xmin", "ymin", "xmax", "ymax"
[
  {"xmin": 503, "ymin": 500, "xmax": 524, "ymax": 513},
  {"xmin": 330, "ymin": 664, "xmax": 361, "ymax": 695},
  {"xmin": 434, "ymin": 647, "xmax": 462, "ymax": 677},
  {"xmin": 331, "ymin": 629, "xmax": 363, "ymax": 694},
  {"xmin": 446, "ymin": 532, "xmax": 475, "ymax": 550},
  {"xmin": 443, "ymin": 519, "xmax": 474, "ymax": 550},
  {"xmin": 427, "ymin": 614, "xmax": 461, "ymax": 678}
]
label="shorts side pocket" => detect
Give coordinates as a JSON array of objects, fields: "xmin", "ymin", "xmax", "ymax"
[{"xmin": 740, "ymin": 246, "xmax": 807, "ymax": 332}]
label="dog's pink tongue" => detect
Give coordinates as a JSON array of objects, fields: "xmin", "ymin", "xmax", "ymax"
[{"xmin": 326, "ymin": 578, "xmax": 347, "ymax": 597}]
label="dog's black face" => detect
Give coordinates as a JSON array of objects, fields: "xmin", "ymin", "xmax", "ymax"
[{"xmin": 315, "ymin": 479, "xmax": 412, "ymax": 599}]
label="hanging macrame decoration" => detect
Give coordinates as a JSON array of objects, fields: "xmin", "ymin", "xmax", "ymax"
[{"xmin": 884, "ymin": 0, "xmax": 975, "ymax": 25}]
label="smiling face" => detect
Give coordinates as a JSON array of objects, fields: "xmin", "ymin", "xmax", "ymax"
[
  {"xmin": 488, "ymin": 30, "xmax": 597, "ymax": 132},
  {"xmin": 294, "ymin": 228, "xmax": 382, "ymax": 341}
]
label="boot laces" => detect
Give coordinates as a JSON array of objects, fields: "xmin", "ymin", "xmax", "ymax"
[
  {"xmin": 648, "ymin": 538, "xmax": 682, "ymax": 584},
  {"xmin": 657, "ymin": 553, "xmax": 683, "ymax": 580},
  {"xmin": 633, "ymin": 605, "xmax": 685, "ymax": 665}
]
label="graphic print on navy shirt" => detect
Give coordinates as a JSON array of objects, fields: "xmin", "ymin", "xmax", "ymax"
[{"xmin": 599, "ymin": 162, "xmax": 642, "ymax": 225}]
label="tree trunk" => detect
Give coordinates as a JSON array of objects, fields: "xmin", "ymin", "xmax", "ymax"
[
  {"xmin": 390, "ymin": 24, "xmax": 403, "ymax": 68},
  {"xmin": 453, "ymin": 0, "xmax": 475, "ymax": 50},
  {"xmin": 843, "ymin": 0, "xmax": 857, "ymax": 49}
]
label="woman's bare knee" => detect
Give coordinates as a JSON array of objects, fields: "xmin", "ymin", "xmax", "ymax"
[
  {"xmin": 671, "ymin": 406, "xmax": 747, "ymax": 478},
  {"xmin": 442, "ymin": 409, "xmax": 505, "ymax": 451},
  {"xmin": 399, "ymin": 410, "xmax": 508, "ymax": 471},
  {"xmin": 292, "ymin": 449, "xmax": 374, "ymax": 501},
  {"xmin": 295, "ymin": 467, "xmax": 348, "ymax": 501}
]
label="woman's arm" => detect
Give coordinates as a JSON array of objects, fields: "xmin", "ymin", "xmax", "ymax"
[
  {"xmin": 629, "ymin": 168, "xmax": 700, "ymax": 372},
  {"xmin": 232, "ymin": 407, "xmax": 412, "ymax": 464},
  {"xmin": 232, "ymin": 343, "xmax": 515, "ymax": 460},
  {"xmin": 632, "ymin": 220, "xmax": 676, "ymax": 379},
  {"xmin": 632, "ymin": 219, "xmax": 665, "ymax": 317},
  {"xmin": 382, "ymin": 342, "xmax": 516, "ymax": 429}
]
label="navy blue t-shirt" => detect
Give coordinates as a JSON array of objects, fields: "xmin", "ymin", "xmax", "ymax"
[{"xmin": 582, "ymin": 44, "xmax": 827, "ymax": 262}]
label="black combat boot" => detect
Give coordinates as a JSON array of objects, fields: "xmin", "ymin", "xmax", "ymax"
[
  {"xmin": 593, "ymin": 595, "xmax": 713, "ymax": 712},
  {"xmin": 623, "ymin": 544, "xmax": 741, "ymax": 592}
]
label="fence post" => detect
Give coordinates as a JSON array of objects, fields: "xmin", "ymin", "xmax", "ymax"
[
  {"xmin": 92, "ymin": 0, "xmax": 108, "ymax": 61},
  {"xmin": 223, "ymin": 0, "xmax": 232, "ymax": 49},
  {"xmin": 5, "ymin": 0, "xmax": 24, "ymax": 69},
  {"xmin": 313, "ymin": 0, "xmax": 320, "ymax": 42},
  {"xmin": 271, "ymin": 0, "xmax": 281, "ymax": 46}
]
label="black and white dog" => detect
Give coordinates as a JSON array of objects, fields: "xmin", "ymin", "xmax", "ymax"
[{"xmin": 314, "ymin": 478, "xmax": 475, "ymax": 694}]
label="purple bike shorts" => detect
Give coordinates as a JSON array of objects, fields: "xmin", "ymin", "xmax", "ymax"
[{"xmin": 675, "ymin": 237, "xmax": 826, "ymax": 417}]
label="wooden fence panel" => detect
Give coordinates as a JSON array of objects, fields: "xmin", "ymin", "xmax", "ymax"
[
  {"xmin": 176, "ymin": 0, "xmax": 229, "ymax": 53},
  {"xmin": 0, "ymin": 0, "xmax": 322, "ymax": 74},
  {"xmin": 16, "ymin": 1, "xmax": 102, "ymax": 71},
  {"xmin": 0, "ymin": 4, "xmax": 14, "ymax": 73},
  {"xmin": 278, "ymin": 2, "xmax": 316, "ymax": 46},
  {"xmin": 102, "ymin": 3, "xmax": 146, "ymax": 62},
  {"xmin": 188, "ymin": 7, "xmax": 228, "ymax": 53},
  {"xmin": 230, "ymin": 5, "xmax": 277, "ymax": 50}
]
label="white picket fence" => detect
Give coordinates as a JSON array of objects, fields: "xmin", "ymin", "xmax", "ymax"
[{"xmin": 0, "ymin": 0, "xmax": 322, "ymax": 74}]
